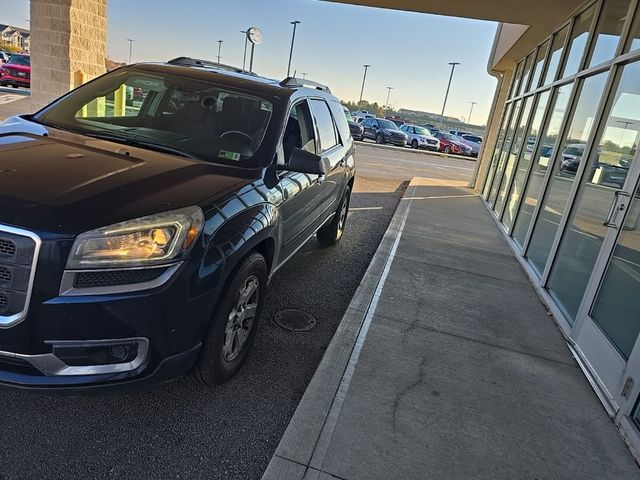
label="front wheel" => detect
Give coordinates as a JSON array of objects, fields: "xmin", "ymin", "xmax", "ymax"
[
  {"xmin": 193, "ymin": 252, "xmax": 268, "ymax": 385},
  {"xmin": 411, "ymin": 140, "xmax": 418, "ymax": 149},
  {"xmin": 376, "ymin": 134, "xmax": 385, "ymax": 144},
  {"xmin": 444, "ymin": 145, "xmax": 452, "ymax": 154},
  {"xmin": 317, "ymin": 186, "xmax": 351, "ymax": 246}
]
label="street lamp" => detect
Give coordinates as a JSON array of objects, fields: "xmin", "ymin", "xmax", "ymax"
[
  {"xmin": 287, "ymin": 20, "xmax": 301, "ymax": 78},
  {"xmin": 217, "ymin": 40, "xmax": 223, "ymax": 64},
  {"xmin": 440, "ymin": 61, "xmax": 460, "ymax": 125},
  {"xmin": 385, "ymin": 86, "xmax": 393, "ymax": 112},
  {"xmin": 241, "ymin": 31, "xmax": 248, "ymax": 71},
  {"xmin": 468, "ymin": 101, "xmax": 477, "ymax": 126},
  {"xmin": 126, "ymin": 38, "xmax": 134, "ymax": 64},
  {"xmin": 359, "ymin": 64, "xmax": 371, "ymax": 103}
]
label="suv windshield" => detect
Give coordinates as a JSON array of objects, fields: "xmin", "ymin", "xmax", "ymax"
[
  {"xmin": 8, "ymin": 55, "xmax": 30, "ymax": 66},
  {"xmin": 35, "ymin": 68, "xmax": 273, "ymax": 165},
  {"xmin": 377, "ymin": 119, "xmax": 399, "ymax": 130},
  {"xmin": 414, "ymin": 126, "xmax": 431, "ymax": 136}
]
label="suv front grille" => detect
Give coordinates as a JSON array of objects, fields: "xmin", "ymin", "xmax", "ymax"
[
  {"xmin": 0, "ymin": 227, "xmax": 39, "ymax": 325},
  {"xmin": 73, "ymin": 267, "xmax": 169, "ymax": 288}
]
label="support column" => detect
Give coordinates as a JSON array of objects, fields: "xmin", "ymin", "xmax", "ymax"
[{"xmin": 30, "ymin": 0, "xmax": 107, "ymax": 110}]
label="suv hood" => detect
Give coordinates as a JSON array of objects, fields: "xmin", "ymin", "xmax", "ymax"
[{"xmin": 0, "ymin": 117, "xmax": 252, "ymax": 235}]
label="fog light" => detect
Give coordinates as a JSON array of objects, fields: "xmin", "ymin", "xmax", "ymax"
[
  {"xmin": 109, "ymin": 344, "xmax": 128, "ymax": 361},
  {"xmin": 53, "ymin": 341, "xmax": 140, "ymax": 366}
]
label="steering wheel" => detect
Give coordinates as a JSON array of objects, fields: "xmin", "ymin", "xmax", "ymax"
[{"xmin": 219, "ymin": 130, "xmax": 253, "ymax": 143}]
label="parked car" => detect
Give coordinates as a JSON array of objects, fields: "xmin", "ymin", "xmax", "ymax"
[
  {"xmin": 0, "ymin": 52, "xmax": 10, "ymax": 64},
  {"xmin": 400, "ymin": 124, "xmax": 439, "ymax": 151},
  {"xmin": 361, "ymin": 117, "xmax": 408, "ymax": 146},
  {"xmin": 434, "ymin": 132, "xmax": 471, "ymax": 155},
  {"xmin": 0, "ymin": 57, "xmax": 355, "ymax": 391},
  {"xmin": 343, "ymin": 106, "xmax": 364, "ymax": 141},
  {"xmin": 559, "ymin": 144, "xmax": 586, "ymax": 173},
  {"xmin": 0, "ymin": 54, "xmax": 30, "ymax": 88},
  {"xmin": 450, "ymin": 130, "xmax": 471, "ymax": 137},
  {"xmin": 459, "ymin": 134, "xmax": 483, "ymax": 157}
]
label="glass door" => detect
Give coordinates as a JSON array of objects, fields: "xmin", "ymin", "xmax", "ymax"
[{"xmin": 567, "ymin": 60, "xmax": 640, "ymax": 410}]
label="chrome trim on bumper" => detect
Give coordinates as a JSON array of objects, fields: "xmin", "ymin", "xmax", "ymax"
[
  {"xmin": 59, "ymin": 263, "xmax": 181, "ymax": 296},
  {"xmin": 0, "ymin": 224, "xmax": 42, "ymax": 329},
  {"xmin": 0, "ymin": 337, "xmax": 149, "ymax": 376}
]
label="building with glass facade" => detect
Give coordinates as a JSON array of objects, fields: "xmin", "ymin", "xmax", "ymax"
[{"xmin": 477, "ymin": 0, "xmax": 640, "ymax": 457}]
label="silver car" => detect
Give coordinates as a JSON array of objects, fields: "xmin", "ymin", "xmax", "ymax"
[
  {"xmin": 459, "ymin": 134, "xmax": 483, "ymax": 158},
  {"xmin": 400, "ymin": 124, "xmax": 440, "ymax": 151}
]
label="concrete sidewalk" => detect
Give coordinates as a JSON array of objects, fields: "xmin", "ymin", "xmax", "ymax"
[{"xmin": 263, "ymin": 177, "xmax": 640, "ymax": 480}]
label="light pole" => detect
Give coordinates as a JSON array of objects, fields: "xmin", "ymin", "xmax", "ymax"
[
  {"xmin": 385, "ymin": 86, "xmax": 393, "ymax": 112},
  {"xmin": 217, "ymin": 40, "xmax": 223, "ymax": 64},
  {"xmin": 287, "ymin": 20, "xmax": 301, "ymax": 77},
  {"xmin": 468, "ymin": 101, "xmax": 477, "ymax": 125},
  {"xmin": 440, "ymin": 61, "xmax": 460, "ymax": 125},
  {"xmin": 359, "ymin": 64, "xmax": 371, "ymax": 103},
  {"xmin": 241, "ymin": 31, "xmax": 248, "ymax": 71},
  {"xmin": 126, "ymin": 38, "xmax": 134, "ymax": 64}
]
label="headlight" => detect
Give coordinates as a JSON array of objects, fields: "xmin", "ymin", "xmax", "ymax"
[{"xmin": 66, "ymin": 206, "xmax": 204, "ymax": 269}]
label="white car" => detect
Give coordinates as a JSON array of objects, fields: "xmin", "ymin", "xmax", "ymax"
[{"xmin": 400, "ymin": 124, "xmax": 440, "ymax": 151}]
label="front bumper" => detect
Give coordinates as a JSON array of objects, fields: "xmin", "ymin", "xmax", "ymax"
[{"xmin": 0, "ymin": 74, "xmax": 30, "ymax": 87}]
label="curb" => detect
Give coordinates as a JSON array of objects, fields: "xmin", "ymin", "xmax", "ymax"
[
  {"xmin": 0, "ymin": 87, "xmax": 30, "ymax": 96},
  {"xmin": 262, "ymin": 179, "xmax": 418, "ymax": 480},
  {"xmin": 357, "ymin": 139, "xmax": 478, "ymax": 163}
]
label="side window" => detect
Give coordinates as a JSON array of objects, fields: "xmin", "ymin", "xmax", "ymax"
[
  {"xmin": 363, "ymin": 117, "xmax": 372, "ymax": 127},
  {"xmin": 328, "ymin": 100, "xmax": 351, "ymax": 143},
  {"xmin": 282, "ymin": 101, "xmax": 316, "ymax": 163},
  {"xmin": 309, "ymin": 99, "xmax": 338, "ymax": 152}
]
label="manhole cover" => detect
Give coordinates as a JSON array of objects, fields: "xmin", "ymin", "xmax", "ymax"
[{"xmin": 274, "ymin": 309, "xmax": 317, "ymax": 332}]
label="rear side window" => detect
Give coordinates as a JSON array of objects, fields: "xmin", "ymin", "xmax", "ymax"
[
  {"xmin": 309, "ymin": 99, "xmax": 338, "ymax": 152},
  {"xmin": 329, "ymin": 100, "xmax": 351, "ymax": 143}
]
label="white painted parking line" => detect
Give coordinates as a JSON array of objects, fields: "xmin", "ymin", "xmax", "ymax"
[
  {"xmin": 0, "ymin": 93, "xmax": 24, "ymax": 105},
  {"xmin": 350, "ymin": 206, "xmax": 383, "ymax": 211}
]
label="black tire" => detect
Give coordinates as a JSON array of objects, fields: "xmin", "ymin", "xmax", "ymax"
[
  {"xmin": 11, "ymin": 85, "xmax": 18, "ymax": 89},
  {"xmin": 444, "ymin": 145, "xmax": 452, "ymax": 154},
  {"xmin": 193, "ymin": 251, "xmax": 268, "ymax": 385},
  {"xmin": 411, "ymin": 140, "xmax": 418, "ymax": 149},
  {"xmin": 317, "ymin": 186, "xmax": 351, "ymax": 246},
  {"xmin": 376, "ymin": 134, "xmax": 385, "ymax": 144}
]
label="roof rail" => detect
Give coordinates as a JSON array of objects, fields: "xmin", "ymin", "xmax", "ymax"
[
  {"xmin": 167, "ymin": 57, "xmax": 255, "ymax": 75},
  {"xmin": 279, "ymin": 77, "xmax": 331, "ymax": 93}
]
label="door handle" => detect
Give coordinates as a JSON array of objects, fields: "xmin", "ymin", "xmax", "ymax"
[{"xmin": 603, "ymin": 190, "xmax": 630, "ymax": 228}]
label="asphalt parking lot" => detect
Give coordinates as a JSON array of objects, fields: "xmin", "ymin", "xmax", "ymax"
[{"xmin": 0, "ymin": 143, "xmax": 473, "ymax": 480}]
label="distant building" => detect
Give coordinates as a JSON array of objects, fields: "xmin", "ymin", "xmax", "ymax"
[{"xmin": 0, "ymin": 24, "xmax": 30, "ymax": 52}]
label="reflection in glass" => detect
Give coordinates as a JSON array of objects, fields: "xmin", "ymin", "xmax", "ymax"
[
  {"xmin": 589, "ymin": 0, "xmax": 629, "ymax": 67},
  {"xmin": 527, "ymin": 73, "xmax": 608, "ymax": 276},
  {"xmin": 548, "ymin": 62, "xmax": 640, "ymax": 325},
  {"xmin": 509, "ymin": 62, "xmax": 525, "ymax": 100},
  {"xmin": 512, "ymin": 84, "xmax": 573, "ymax": 247},
  {"xmin": 495, "ymin": 96, "xmax": 534, "ymax": 215},
  {"xmin": 483, "ymin": 103, "xmax": 513, "ymax": 197},
  {"xmin": 518, "ymin": 54, "xmax": 535, "ymax": 96},
  {"xmin": 544, "ymin": 26, "xmax": 569, "ymax": 86},
  {"xmin": 489, "ymin": 100, "xmax": 523, "ymax": 206},
  {"xmin": 503, "ymin": 92, "xmax": 551, "ymax": 230},
  {"xmin": 628, "ymin": 5, "xmax": 640, "ymax": 52},
  {"xmin": 591, "ymin": 183, "xmax": 640, "ymax": 359},
  {"xmin": 562, "ymin": 5, "xmax": 596, "ymax": 78},
  {"xmin": 529, "ymin": 42, "xmax": 549, "ymax": 92}
]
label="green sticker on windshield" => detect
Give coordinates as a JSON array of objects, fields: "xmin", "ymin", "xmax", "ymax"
[{"xmin": 219, "ymin": 150, "xmax": 241, "ymax": 161}]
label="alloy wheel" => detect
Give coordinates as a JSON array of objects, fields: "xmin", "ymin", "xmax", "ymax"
[{"xmin": 222, "ymin": 275, "xmax": 260, "ymax": 362}]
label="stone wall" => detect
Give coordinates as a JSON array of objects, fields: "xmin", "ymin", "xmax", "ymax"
[{"xmin": 30, "ymin": 0, "xmax": 107, "ymax": 110}]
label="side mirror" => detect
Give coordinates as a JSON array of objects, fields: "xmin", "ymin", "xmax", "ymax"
[{"xmin": 278, "ymin": 148, "xmax": 329, "ymax": 175}]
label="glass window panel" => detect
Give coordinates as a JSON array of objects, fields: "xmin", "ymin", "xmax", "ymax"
[
  {"xmin": 509, "ymin": 61, "xmax": 525, "ymax": 100},
  {"xmin": 495, "ymin": 96, "xmax": 535, "ymax": 215},
  {"xmin": 483, "ymin": 103, "xmax": 514, "ymax": 197},
  {"xmin": 547, "ymin": 63, "xmax": 640, "ymax": 325},
  {"xmin": 489, "ymin": 100, "xmax": 524, "ymax": 206},
  {"xmin": 544, "ymin": 26, "xmax": 569, "ymax": 86},
  {"xmin": 561, "ymin": 5, "xmax": 596, "ymax": 78},
  {"xmin": 529, "ymin": 42, "xmax": 549, "ymax": 92},
  {"xmin": 527, "ymin": 73, "xmax": 608, "ymax": 276},
  {"xmin": 503, "ymin": 91, "xmax": 551, "ymax": 230},
  {"xmin": 588, "ymin": 0, "xmax": 630, "ymax": 67},
  {"xmin": 512, "ymin": 83, "xmax": 574, "ymax": 247},
  {"xmin": 518, "ymin": 54, "xmax": 535, "ymax": 96},
  {"xmin": 626, "ymin": 3, "xmax": 640, "ymax": 52}
]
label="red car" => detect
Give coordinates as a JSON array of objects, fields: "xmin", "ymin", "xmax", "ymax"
[
  {"xmin": 0, "ymin": 54, "xmax": 31, "ymax": 89},
  {"xmin": 434, "ymin": 132, "xmax": 462, "ymax": 154}
]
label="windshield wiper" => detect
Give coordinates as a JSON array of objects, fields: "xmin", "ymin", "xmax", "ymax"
[{"xmin": 84, "ymin": 132, "xmax": 200, "ymax": 160}]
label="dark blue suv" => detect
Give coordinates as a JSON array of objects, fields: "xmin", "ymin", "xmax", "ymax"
[{"xmin": 0, "ymin": 58, "xmax": 355, "ymax": 391}]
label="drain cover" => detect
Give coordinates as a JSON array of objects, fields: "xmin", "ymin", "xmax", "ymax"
[{"xmin": 274, "ymin": 309, "xmax": 317, "ymax": 332}]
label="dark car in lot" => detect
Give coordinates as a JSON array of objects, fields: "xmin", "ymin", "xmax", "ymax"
[
  {"xmin": 361, "ymin": 117, "xmax": 408, "ymax": 146},
  {"xmin": 0, "ymin": 54, "xmax": 30, "ymax": 88},
  {"xmin": 343, "ymin": 105, "xmax": 364, "ymax": 140},
  {"xmin": 0, "ymin": 58, "xmax": 355, "ymax": 391}
]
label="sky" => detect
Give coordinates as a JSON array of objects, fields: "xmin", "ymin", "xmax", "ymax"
[{"xmin": 2, "ymin": 0, "xmax": 498, "ymax": 124}]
